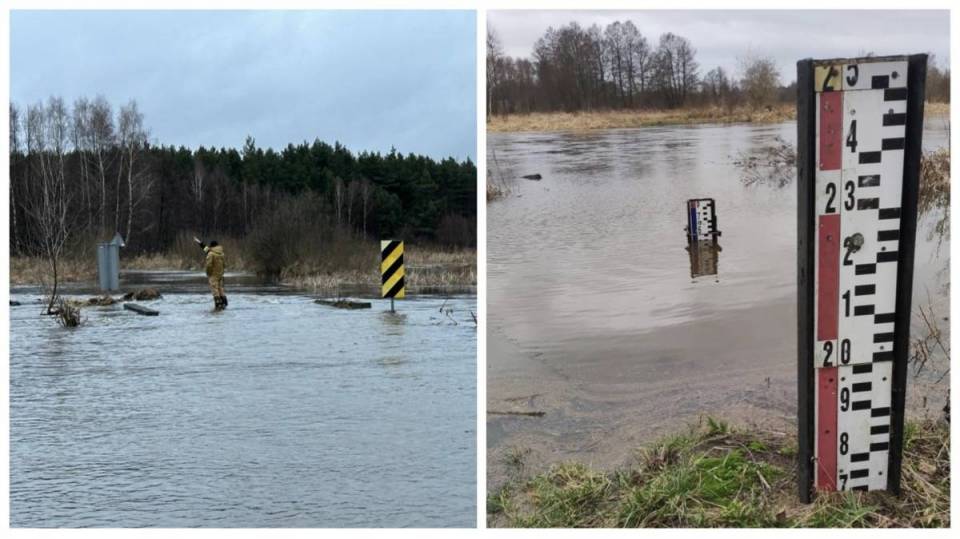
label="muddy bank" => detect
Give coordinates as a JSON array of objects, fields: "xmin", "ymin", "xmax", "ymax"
[{"xmin": 488, "ymin": 296, "xmax": 798, "ymax": 488}]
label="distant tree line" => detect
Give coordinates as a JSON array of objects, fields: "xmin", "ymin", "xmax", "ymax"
[
  {"xmin": 9, "ymin": 97, "xmax": 477, "ymax": 259},
  {"xmin": 487, "ymin": 22, "xmax": 950, "ymax": 115}
]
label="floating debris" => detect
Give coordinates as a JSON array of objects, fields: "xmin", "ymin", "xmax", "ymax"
[
  {"xmin": 122, "ymin": 288, "xmax": 162, "ymax": 301},
  {"xmin": 124, "ymin": 303, "xmax": 159, "ymax": 316},
  {"xmin": 314, "ymin": 299, "xmax": 372, "ymax": 309}
]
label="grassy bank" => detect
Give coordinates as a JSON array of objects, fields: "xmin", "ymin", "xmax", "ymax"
[
  {"xmin": 487, "ymin": 105, "xmax": 795, "ymax": 133},
  {"xmin": 487, "ymin": 102, "xmax": 950, "ymax": 133},
  {"xmin": 488, "ymin": 417, "xmax": 949, "ymax": 528},
  {"xmin": 9, "ymin": 243, "xmax": 476, "ymax": 292}
]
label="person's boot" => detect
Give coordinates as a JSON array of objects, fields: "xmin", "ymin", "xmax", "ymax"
[
  {"xmin": 221, "ymin": 295, "xmax": 228, "ymax": 308},
  {"xmin": 213, "ymin": 296, "xmax": 223, "ymax": 310}
]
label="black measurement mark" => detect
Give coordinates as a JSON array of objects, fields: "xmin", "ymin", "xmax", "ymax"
[
  {"xmin": 852, "ymin": 382, "xmax": 872, "ymax": 392},
  {"xmin": 852, "ymin": 400, "xmax": 871, "ymax": 411},
  {"xmin": 870, "ymin": 442, "xmax": 890, "ymax": 451},
  {"xmin": 854, "ymin": 305, "xmax": 875, "ymax": 316},
  {"xmin": 874, "ymin": 313, "xmax": 896, "ymax": 324},
  {"xmin": 871, "ymin": 407, "xmax": 891, "ymax": 417},
  {"xmin": 857, "ymin": 198, "xmax": 879, "ymax": 210},
  {"xmin": 874, "ymin": 332, "xmax": 895, "ymax": 343},
  {"xmin": 882, "ymin": 111, "xmax": 907, "ymax": 126},
  {"xmin": 871, "ymin": 75, "xmax": 890, "ymax": 89},
  {"xmin": 877, "ymin": 251, "xmax": 898, "ymax": 263},
  {"xmin": 871, "ymin": 425, "xmax": 890, "ymax": 435},
  {"xmin": 850, "ymin": 469, "xmax": 870, "ymax": 479},
  {"xmin": 882, "ymin": 138, "xmax": 905, "ymax": 150},
  {"xmin": 884, "ymin": 87, "xmax": 907, "ymax": 101},
  {"xmin": 855, "ymin": 264, "xmax": 876, "ymax": 275},
  {"xmin": 850, "ymin": 453, "xmax": 870, "ymax": 462},
  {"xmin": 877, "ymin": 230, "xmax": 899, "ymax": 241},
  {"xmin": 859, "ymin": 151, "xmax": 881, "ymax": 164},
  {"xmin": 873, "ymin": 351, "xmax": 895, "ymax": 362},
  {"xmin": 858, "ymin": 174, "xmax": 880, "ymax": 187},
  {"xmin": 855, "ymin": 284, "xmax": 875, "ymax": 295},
  {"xmin": 879, "ymin": 208, "xmax": 901, "ymax": 219},
  {"xmin": 852, "ymin": 364, "xmax": 873, "ymax": 374}
]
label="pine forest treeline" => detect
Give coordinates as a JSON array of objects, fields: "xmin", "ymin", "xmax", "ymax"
[
  {"xmin": 487, "ymin": 22, "xmax": 951, "ymax": 115},
  {"xmin": 9, "ymin": 96, "xmax": 477, "ymax": 259}
]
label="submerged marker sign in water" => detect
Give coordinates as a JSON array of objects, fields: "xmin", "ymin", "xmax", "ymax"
[
  {"xmin": 381, "ymin": 240, "xmax": 406, "ymax": 300},
  {"xmin": 686, "ymin": 198, "xmax": 719, "ymax": 242},
  {"xmin": 796, "ymin": 55, "xmax": 926, "ymax": 502},
  {"xmin": 685, "ymin": 198, "xmax": 722, "ymax": 279}
]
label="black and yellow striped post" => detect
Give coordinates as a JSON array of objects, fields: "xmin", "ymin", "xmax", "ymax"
[{"xmin": 380, "ymin": 240, "xmax": 405, "ymax": 311}]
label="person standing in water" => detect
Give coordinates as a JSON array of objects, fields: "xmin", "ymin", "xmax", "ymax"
[{"xmin": 195, "ymin": 237, "xmax": 227, "ymax": 310}]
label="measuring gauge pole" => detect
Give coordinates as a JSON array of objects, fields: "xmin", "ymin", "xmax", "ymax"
[
  {"xmin": 796, "ymin": 55, "xmax": 926, "ymax": 502},
  {"xmin": 685, "ymin": 198, "xmax": 721, "ymax": 279}
]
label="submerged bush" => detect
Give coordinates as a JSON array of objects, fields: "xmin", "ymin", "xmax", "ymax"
[{"xmin": 53, "ymin": 297, "xmax": 82, "ymax": 328}]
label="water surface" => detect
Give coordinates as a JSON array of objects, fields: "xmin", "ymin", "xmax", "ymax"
[
  {"xmin": 11, "ymin": 273, "xmax": 476, "ymax": 527},
  {"xmin": 487, "ymin": 119, "xmax": 949, "ymax": 485}
]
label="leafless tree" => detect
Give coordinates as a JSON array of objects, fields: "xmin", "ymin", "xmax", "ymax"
[
  {"xmin": 358, "ymin": 177, "xmax": 373, "ymax": 236},
  {"xmin": 653, "ymin": 33, "xmax": 699, "ymax": 107},
  {"xmin": 22, "ymin": 100, "xmax": 74, "ymax": 314},
  {"xmin": 739, "ymin": 53, "xmax": 781, "ymax": 107},
  {"xmin": 89, "ymin": 96, "xmax": 114, "ymax": 235},
  {"xmin": 333, "ymin": 176, "xmax": 345, "ymax": 225},
  {"xmin": 11, "ymin": 104, "xmax": 22, "ymax": 252},
  {"xmin": 71, "ymin": 97, "xmax": 92, "ymax": 229},
  {"xmin": 118, "ymin": 100, "xmax": 150, "ymax": 245}
]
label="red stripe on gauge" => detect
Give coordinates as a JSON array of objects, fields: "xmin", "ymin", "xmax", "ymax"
[
  {"xmin": 819, "ymin": 91, "xmax": 842, "ymax": 170},
  {"xmin": 817, "ymin": 367, "xmax": 839, "ymax": 491},
  {"xmin": 817, "ymin": 214, "xmax": 840, "ymax": 341}
]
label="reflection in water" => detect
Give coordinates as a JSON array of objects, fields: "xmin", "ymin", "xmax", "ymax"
[
  {"xmin": 687, "ymin": 240, "xmax": 722, "ymax": 281},
  {"xmin": 380, "ymin": 311, "xmax": 408, "ymax": 335}
]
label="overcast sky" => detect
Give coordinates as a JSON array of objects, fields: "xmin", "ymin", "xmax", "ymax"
[
  {"xmin": 488, "ymin": 10, "xmax": 949, "ymax": 84},
  {"xmin": 11, "ymin": 10, "xmax": 476, "ymax": 161}
]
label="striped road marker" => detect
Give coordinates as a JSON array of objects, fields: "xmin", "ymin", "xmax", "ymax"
[{"xmin": 380, "ymin": 240, "xmax": 405, "ymax": 310}]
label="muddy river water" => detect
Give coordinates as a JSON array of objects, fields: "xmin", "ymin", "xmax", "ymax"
[
  {"xmin": 487, "ymin": 118, "xmax": 949, "ymax": 486},
  {"xmin": 10, "ymin": 274, "xmax": 476, "ymax": 527}
]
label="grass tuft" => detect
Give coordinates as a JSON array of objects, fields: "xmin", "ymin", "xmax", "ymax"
[{"xmin": 489, "ymin": 418, "xmax": 949, "ymax": 528}]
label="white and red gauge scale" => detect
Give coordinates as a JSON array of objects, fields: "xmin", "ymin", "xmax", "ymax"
[{"xmin": 797, "ymin": 55, "xmax": 926, "ymax": 502}]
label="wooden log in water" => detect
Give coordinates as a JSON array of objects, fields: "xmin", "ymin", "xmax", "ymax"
[
  {"xmin": 314, "ymin": 299, "xmax": 372, "ymax": 309},
  {"xmin": 124, "ymin": 303, "xmax": 159, "ymax": 316}
]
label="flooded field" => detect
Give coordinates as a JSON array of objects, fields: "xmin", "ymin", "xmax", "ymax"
[
  {"xmin": 10, "ymin": 272, "xmax": 476, "ymax": 527},
  {"xmin": 487, "ymin": 118, "xmax": 949, "ymax": 486}
]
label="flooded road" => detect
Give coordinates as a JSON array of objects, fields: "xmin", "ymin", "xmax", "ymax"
[
  {"xmin": 487, "ymin": 119, "xmax": 949, "ymax": 485},
  {"xmin": 10, "ymin": 273, "xmax": 476, "ymax": 527}
]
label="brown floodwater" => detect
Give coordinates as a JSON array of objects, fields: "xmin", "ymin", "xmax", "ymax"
[{"xmin": 486, "ymin": 119, "xmax": 949, "ymax": 486}]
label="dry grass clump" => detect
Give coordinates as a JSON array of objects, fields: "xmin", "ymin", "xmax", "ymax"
[
  {"xmin": 487, "ymin": 105, "xmax": 795, "ymax": 133},
  {"xmin": 10, "ymin": 257, "xmax": 96, "ymax": 285},
  {"xmin": 489, "ymin": 417, "xmax": 949, "ymax": 528},
  {"xmin": 925, "ymin": 102, "xmax": 950, "ymax": 117},
  {"xmin": 52, "ymin": 297, "xmax": 82, "ymax": 327},
  {"xmin": 919, "ymin": 147, "xmax": 950, "ymax": 249},
  {"xmin": 285, "ymin": 246, "xmax": 476, "ymax": 293},
  {"xmin": 734, "ymin": 136, "xmax": 797, "ymax": 188}
]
